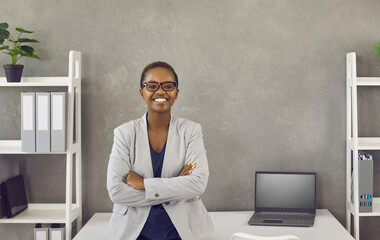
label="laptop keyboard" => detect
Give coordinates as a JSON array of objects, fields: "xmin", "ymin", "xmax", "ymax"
[{"xmin": 253, "ymin": 213, "xmax": 314, "ymax": 221}]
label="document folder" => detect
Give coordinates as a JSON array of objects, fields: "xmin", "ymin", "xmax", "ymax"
[
  {"xmin": 351, "ymin": 151, "xmax": 373, "ymax": 213},
  {"xmin": 21, "ymin": 92, "xmax": 36, "ymax": 152},
  {"xmin": 49, "ymin": 224, "xmax": 65, "ymax": 240},
  {"xmin": 358, "ymin": 158, "xmax": 373, "ymax": 212},
  {"xmin": 34, "ymin": 223, "xmax": 49, "ymax": 240},
  {"xmin": 36, "ymin": 92, "xmax": 51, "ymax": 152},
  {"xmin": 51, "ymin": 92, "xmax": 67, "ymax": 152}
]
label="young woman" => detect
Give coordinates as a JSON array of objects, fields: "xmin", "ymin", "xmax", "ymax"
[{"xmin": 106, "ymin": 62, "xmax": 214, "ymax": 240}]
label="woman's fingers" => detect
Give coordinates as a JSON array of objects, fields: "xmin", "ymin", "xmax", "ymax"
[
  {"xmin": 179, "ymin": 163, "xmax": 191, "ymax": 176},
  {"xmin": 179, "ymin": 162, "xmax": 196, "ymax": 176},
  {"xmin": 179, "ymin": 166, "xmax": 191, "ymax": 176},
  {"xmin": 126, "ymin": 171, "xmax": 145, "ymax": 190},
  {"xmin": 184, "ymin": 162, "xmax": 196, "ymax": 175}
]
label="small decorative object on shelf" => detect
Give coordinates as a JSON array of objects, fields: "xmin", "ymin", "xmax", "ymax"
[
  {"xmin": 0, "ymin": 22, "xmax": 40, "ymax": 82},
  {"xmin": 2, "ymin": 174, "xmax": 28, "ymax": 218}
]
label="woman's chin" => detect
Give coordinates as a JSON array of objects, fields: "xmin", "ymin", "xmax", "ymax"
[{"xmin": 149, "ymin": 106, "xmax": 171, "ymax": 114}]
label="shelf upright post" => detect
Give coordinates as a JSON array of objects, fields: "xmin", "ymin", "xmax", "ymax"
[
  {"xmin": 346, "ymin": 52, "xmax": 353, "ymax": 232},
  {"xmin": 346, "ymin": 52, "xmax": 361, "ymax": 239},
  {"xmin": 66, "ymin": 52, "xmax": 74, "ymax": 240},
  {"xmin": 65, "ymin": 152, "xmax": 73, "ymax": 240},
  {"xmin": 351, "ymin": 53, "xmax": 360, "ymax": 240},
  {"xmin": 72, "ymin": 51, "xmax": 83, "ymax": 231},
  {"xmin": 65, "ymin": 50, "xmax": 82, "ymax": 240}
]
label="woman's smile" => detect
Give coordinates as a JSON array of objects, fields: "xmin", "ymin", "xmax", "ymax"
[
  {"xmin": 153, "ymin": 98, "xmax": 168, "ymax": 103},
  {"xmin": 152, "ymin": 95, "xmax": 169, "ymax": 104}
]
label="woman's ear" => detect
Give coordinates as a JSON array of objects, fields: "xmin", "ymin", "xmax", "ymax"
[
  {"xmin": 175, "ymin": 89, "xmax": 179, "ymax": 100},
  {"xmin": 140, "ymin": 89, "xmax": 144, "ymax": 100}
]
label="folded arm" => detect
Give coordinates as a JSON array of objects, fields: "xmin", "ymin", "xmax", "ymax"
[
  {"xmin": 143, "ymin": 123, "xmax": 210, "ymax": 201},
  {"xmin": 126, "ymin": 162, "xmax": 195, "ymax": 190},
  {"xmin": 107, "ymin": 123, "xmax": 210, "ymax": 206},
  {"xmin": 107, "ymin": 127, "xmax": 165, "ymax": 207}
]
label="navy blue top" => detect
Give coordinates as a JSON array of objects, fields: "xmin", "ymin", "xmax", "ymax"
[{"xmin": 137, "ymin": 141, "xmax": 181, "ymax": 240}]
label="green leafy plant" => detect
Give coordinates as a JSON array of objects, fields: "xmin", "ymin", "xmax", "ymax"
[
  {"xmin": 0, "ymin": 22, "xmax": 40, "ymax": 65},
  {"xmin": 375, "ymin": 41, "xmax": 380, "ymax": 55}
]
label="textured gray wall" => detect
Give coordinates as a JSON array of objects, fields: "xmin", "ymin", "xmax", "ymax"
[{"xmin": 1, "ymin": 0, "xmax": 380, "ymax": 239}]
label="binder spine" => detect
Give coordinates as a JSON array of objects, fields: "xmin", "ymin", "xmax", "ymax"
[
  {"xmin": 49, "ymin": 224, "xmax": 65, "ymax": 240},
  {"xmin": 51, "ymin": 92, "xmax": 67, "ymax": 152},
  {"xmin": 34, "ymin": 223, "xmax": 49, "ymax": 240},
  {"xmin": 21, "ymin": 92, "xmax": 36, "ymax": 152},
  {"xmin": 357, "ymin": 151, "xmax": 373, "ymax": 213},
  {"xmin": 36, "ymin": 92, "xmax": 51, "ymax": 152}
]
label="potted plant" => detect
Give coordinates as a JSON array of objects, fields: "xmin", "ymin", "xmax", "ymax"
[
  {"xmin": 375, "ymin": 41, "xmax": 380, "ymax": 55},
  {"xmin": 0, "ymin": 22, "xmax": 40, "ymax": 82}
]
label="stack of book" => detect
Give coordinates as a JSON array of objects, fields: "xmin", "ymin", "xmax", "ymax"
[{"xmin": 21, "ymin": 92, "xmax": 67, "ymax": 152}]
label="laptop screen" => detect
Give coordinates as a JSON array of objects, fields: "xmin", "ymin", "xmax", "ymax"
[{"xmin": 255, "ymin": 172, "xmax": 316, "ymax": 212}]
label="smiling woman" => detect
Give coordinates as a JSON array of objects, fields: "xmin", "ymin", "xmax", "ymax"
[{"xmin": 106, "ymin": 61, "xmax": 214, "ymax": 240}]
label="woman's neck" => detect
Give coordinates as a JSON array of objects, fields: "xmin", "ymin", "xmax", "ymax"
[{"xmin": 147, "ymin": 110, "xmax": 171, "ymax": 130}]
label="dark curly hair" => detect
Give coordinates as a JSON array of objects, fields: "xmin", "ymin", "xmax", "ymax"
[{"xmin": 140, "ymin": 61, "xmax": 178, "ymax": 89}]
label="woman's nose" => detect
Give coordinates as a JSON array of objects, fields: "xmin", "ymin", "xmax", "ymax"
[{"xmin": 156, "ymin": 85, "xmax": 166, "ymax": 93}]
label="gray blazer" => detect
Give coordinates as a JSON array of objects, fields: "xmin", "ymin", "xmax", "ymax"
[{"xmin": 106, "ymin": 113, "xmax": 214, "ymax": 240}]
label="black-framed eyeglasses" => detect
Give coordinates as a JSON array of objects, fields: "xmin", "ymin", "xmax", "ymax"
[{"xmin": 142, "ymin": 81, "xmax": 178, "ymax": 92}]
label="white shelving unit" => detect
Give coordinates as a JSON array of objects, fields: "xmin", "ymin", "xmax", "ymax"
[
  {"xmin": 0, "ymin": 51, "xmax": 82, "ymax": 240},
  {"xmin": 346, "ymin": 52, "xmax": 380, "ymax": 239}
]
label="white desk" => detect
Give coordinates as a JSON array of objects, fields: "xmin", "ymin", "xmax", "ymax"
[{"xmin": 73, "ymin": 209, "xmax": 353, "ymax": 240}]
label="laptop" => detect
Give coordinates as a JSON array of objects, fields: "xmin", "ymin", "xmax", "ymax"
[{"xmin": 248, "ymin": 171, "xmax": 316, "ymax": 227}]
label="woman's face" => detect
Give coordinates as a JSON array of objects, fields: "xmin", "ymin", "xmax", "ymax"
[{"xmin": 140, "ymin": 67, "xmax": 179, "ymax": 114}]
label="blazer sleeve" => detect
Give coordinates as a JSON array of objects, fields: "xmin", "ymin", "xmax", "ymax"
[
  {"xmin": 107, "ymin": 127, "xmax": 166, "ymax": 207},
  {"xmin": 144, "ymin": 123, "xmax": 209, "ymax": 201}
]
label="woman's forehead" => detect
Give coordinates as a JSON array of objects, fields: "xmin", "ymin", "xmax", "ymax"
[{"xmin": 144, "ymin": 67, "xmax": 175, "ymax": 82}]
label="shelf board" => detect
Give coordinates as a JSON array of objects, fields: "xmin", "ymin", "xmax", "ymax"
[
  {"xmin": 348, "ymin": 198, "xmax": 380, "ymax": 217},
  {"xmin": 0, "ymin": 204, "xmax": 80, "ymax": 223},
  {"xmin": 356, "ymin": 77, "xmax": 380, "ymax": 86},
  {"xmin": 0, "ymin": 77, "xmax": 70, "ymax": 87},
  {"xmin": 347, "ymin": 137, "xmax": 380, "ymax": 150},
  {"xmin": 0, "ymin": 140, "xmax": 66, "ymax": 154}
]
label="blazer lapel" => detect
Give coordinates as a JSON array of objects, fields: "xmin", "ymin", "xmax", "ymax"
[
  {"xmin": 136, "ymin": 113, "xmax": 154, "ymax": 178},
  {"xmin": 161, "ymin": 115, "xmax": 183, "ymax": 177}
]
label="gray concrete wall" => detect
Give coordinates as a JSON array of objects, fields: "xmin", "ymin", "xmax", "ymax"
[{"xmin": 1, "ymin": 0, "xmax": 380, "ymax": 239}]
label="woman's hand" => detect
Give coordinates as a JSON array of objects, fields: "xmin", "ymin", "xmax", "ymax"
[
  {"xmin": 179, "ymin": 161, "xmax": 196, "ymax": 176},
  {"xmin": 125, "ymin": 171, "xmax": 145, "ymax": 190}
]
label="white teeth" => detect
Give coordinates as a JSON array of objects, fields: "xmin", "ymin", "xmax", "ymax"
[{"xmin": 154, "ymin": 98, "xmax": 167, "ymax": 102}]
